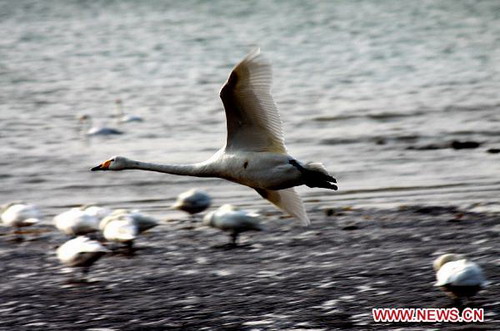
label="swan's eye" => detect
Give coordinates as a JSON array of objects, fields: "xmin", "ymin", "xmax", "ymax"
[{"xmin": 110, "ymin": 158, "xmax": 115, "ymax": 162}]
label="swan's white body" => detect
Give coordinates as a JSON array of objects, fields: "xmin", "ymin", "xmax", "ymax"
[
  {"xmin": 102, "ymin": 216, "xmax": 138, "ymax": 244},
  {"xmin": 172, "ymin": 189, "xmax": 212, "ymax": 215},
  {"xmin": 92, "ymin": 49, "xmax": 337, "ymax": 225},
  {"xmin": 1, "ymin": 203, "xmax": 41, "ymax": 228},
  {"xmin": 99, "ymin": 209, "xmax": 159, "ymax": 244},
  {"xmin": 99, "ymin": 209, "xmax": 159, "ymax": 232},
  {"xmin": 115, "ymin": 99, "xmax": 143, "ymax": 123},
  {"xmin": 433, "ymin": 254, "xmax": 486, "ymax": 299},
  {"xmin": 78, "ymin": 114, "xmax": 123, "ymax": 136},
  {"xmin": 203, "ymin": 204, "xmax": 264, "ymax": 232},
  {"xmin": 120, "ymin": 114, "xmax": 143, "ymax": 123},
  {"xmin": 57, "ymin": 236, "xmax": 109, "ymax": 268},
  {"xmin": 54, "ymin": 208, "xmax": 100, "ymax": 236},
  {"xmin": 203, "ymin": 204, "xmax": 263, "ymax": 244}
]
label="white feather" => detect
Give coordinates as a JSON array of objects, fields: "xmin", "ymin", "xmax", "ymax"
[
  {"xmin": 220, "ymin": 48, "xmax": 286, "ymax": 154},
  {"xmin": 255, "ymin": 188, "xmax": 310, "ymax": 226}
]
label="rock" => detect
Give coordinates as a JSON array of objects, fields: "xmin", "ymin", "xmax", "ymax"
[
  {"xmin": 341, "ymin": 223, "xmax": 359, "ymax": 231},
  {"xmin": 407, "ymin": 140, "xmax": 482, "ymax": 151},
  {"xmin": 324, "ymin": 208, "xmax": 345, "ymax": 217},
  {"xmin": 451, "ymin": 140, "xmax": 481, "ymax": 150},
  {"xmin": 406, "ymin": 144, "xmax": 446, "ymax": 151}
]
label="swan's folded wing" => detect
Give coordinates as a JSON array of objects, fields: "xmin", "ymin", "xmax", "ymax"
[
  {"xmin": 255, "ymin": 188, "xmax": 310, "ymax": 226},
  {"xmin": 220, "ymin": 49, "xmax": 287, "ymax": 154}
]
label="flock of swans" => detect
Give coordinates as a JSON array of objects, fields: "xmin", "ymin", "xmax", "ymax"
[
  {"xmin": 1, "ymin": 50, "xmax": 488, "ymax": 300},
  {"xmin": 1, "ymin": 188, "xmax": 264, "ymax": 282},
  {"xmin": 0, "ymin": 200, "xmax": 488, "ymax": 301}
]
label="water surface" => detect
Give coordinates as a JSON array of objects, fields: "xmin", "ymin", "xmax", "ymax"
[{"xmin": 1, "ymin": 0, "xmax": 499, "ymax": 217}]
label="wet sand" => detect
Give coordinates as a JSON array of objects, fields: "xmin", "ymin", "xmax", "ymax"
[{"xmin": 1, "ymin": 205, "xmax": 498, "ymax": 330}]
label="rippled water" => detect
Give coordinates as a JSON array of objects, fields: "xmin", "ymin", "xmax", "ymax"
[{"xmin": 1, "ymin": 0, "xmax": 499, "ymax": 217}]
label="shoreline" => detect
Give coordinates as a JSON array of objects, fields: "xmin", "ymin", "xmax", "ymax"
[{"xmin": 1, "ymin": 205, "xmax": 498, "ymax": 330}]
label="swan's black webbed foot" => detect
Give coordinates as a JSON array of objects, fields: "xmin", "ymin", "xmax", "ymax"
[
  {"xmin": 213, "ymin": 242, "xmax": 238, "ymax": 250},
  {"xmin": 64, "ymin": 278, "xmax": 89, "ymax": 285},
  {"xmin": 212, "ymin": 233, "xmax": 240, "ymax": 250},
  {"xmin": 318, "ymin": 180, "xmax": 338, "ymax": 191},
  {"xmin": 290, "ymin": 159, "xmax": 338, "ymax": 190}
]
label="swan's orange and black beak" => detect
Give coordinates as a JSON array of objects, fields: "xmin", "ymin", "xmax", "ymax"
[{"xmin": 91, "ymin": 160, "xmax": 111, "ymax": 171}]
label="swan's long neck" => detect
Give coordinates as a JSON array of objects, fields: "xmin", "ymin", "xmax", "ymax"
[
  {"xmin": 124, "ymin": 159, "xmax": 217, "ymax": 178},
  {"xmin": 116, "ymin": 103, "xmax": 124, "ymax": 116},
  {"xmin": 80, "ymin": 117, "xmax": 92, "ymax": 133}
]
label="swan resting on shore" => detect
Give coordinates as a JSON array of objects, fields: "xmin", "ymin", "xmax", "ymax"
[
  {"xmin": 101, "ymin": 215, "xmax": 138, "ymax": 248},
  {"xmin": 99, "ymin": 209, "xmax": 159, "ymax": 233},
  {"xmin": 1, "ymin": 202, "xmax": 41, "ymax": 229},
  {"xmin": 1, "ymin": 202, "xmax": 42, "ymax": 240},
  {"xmin": 57, "ymin": 236, "xmax": 109, "ymax": 281},
  {"xmin": 203, "ymin": 204, "xmax": 264, "ymax": 246},
  {"xmin": 92, "ymin": 49, "xmax": 337, "ymax": 225},
  {"xmin": 99, "ymin": 209, "xmax": 159, "ymax": 249},
  {"xmin": 433, "ymin": 253, "xmax": 487, "ymax": 302},
  {"xmin": 53, "ymin": 208, "xmax": 100, "ymax": 237},
  {"xmin": 172, "ymin": 189, "xmax": 212, "ymax": 217}
]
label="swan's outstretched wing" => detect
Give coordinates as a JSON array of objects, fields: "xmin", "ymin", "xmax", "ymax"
[
  {"xmin": 255, "ymin": 188, "xmax": 310, "ymax": 226},
  {"xmin": 220, "ymin": 49, "xmax": 287, "ymax": 154}
]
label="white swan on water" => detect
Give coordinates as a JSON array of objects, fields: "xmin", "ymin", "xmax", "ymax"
[
  {"xmin": 115, "ymin": 99, "xmax": 143, "ymax": 123},
  {"xmin": 92, "ymin": 49, "xmax": 337, "ymax": 225},
  {"xmin": 78, "ymin": 114, "xmax": 123, "ymax": 136}
]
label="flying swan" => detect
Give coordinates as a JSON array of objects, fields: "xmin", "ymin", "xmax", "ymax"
[{"xmin": 92, "ymin": 49, "xmax": 337, "ymax": 225}]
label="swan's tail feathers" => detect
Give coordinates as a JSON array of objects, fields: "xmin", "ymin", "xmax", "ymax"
[
  {"xmin": 290, "ymin": 160, "xmax": 338, "ymax": 190},
  {"xmin": 255, "ymin": 188, "xmax": 310, "ymax": 226}
]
